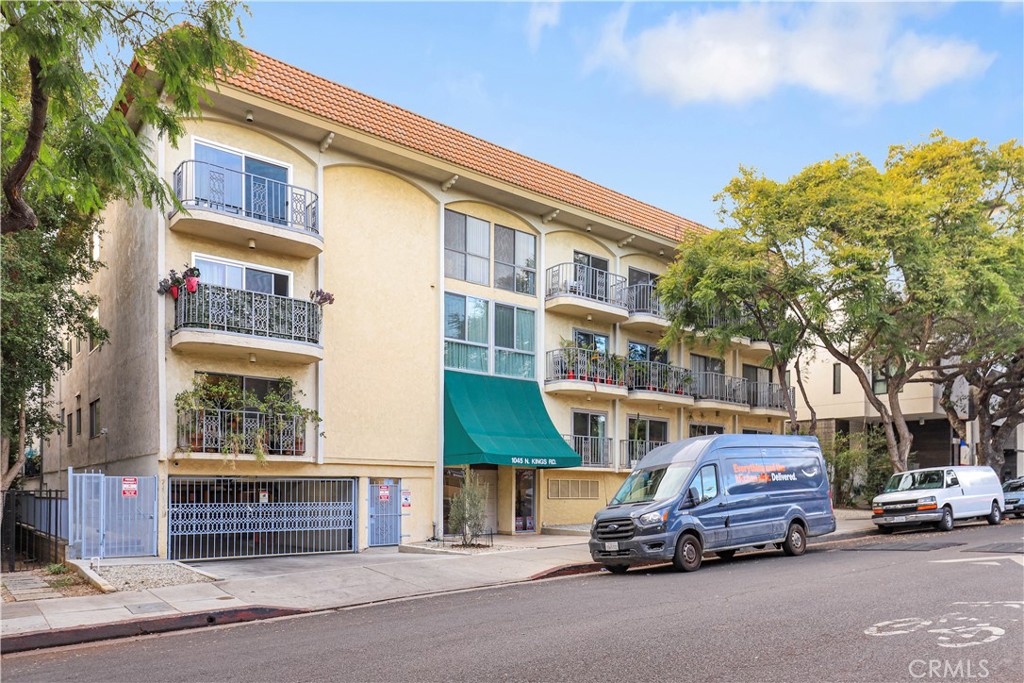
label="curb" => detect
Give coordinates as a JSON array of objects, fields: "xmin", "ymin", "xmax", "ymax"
[
  {"xmin": 65, "ymin": 560, "xmax": 116, "ymax": 594},
  {"xmin": 1, "ymin": 606, "xmax": 305, "ymax": 655}
]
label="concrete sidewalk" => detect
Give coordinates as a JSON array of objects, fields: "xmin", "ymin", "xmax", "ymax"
[{"xmin": 1, "ymin": 509, "xmax": 877, "ymax": 653}]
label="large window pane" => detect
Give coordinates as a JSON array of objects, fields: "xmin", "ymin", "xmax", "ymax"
[
  {"xmin": 444, "ymin": 293, "xmax": 466, "ymax": 340},
  {"xmin": 515, "ymin": 309, "xmax": 534, "ymax": 352},
  {"xmin": 445, "ymin": 341, "xmax": 488, "ymax": 372},
  {"xmin": 515, "ymin": 232, "xmax": 535, "ymax": 268},
  {"xmin": 444, "ymin": 210, "xmax": 466, "ymax": 250},
  {"xmin": 445, "ymin": 250, "xmax": 466, "ymax": 280},
  {"xmin": 466, "ymin": 217, "xmax": 489, "ymax": 257},
  {"xmin": 495, "ymin": 226, "xmax": 514, "ymax": 264},
  {"xmin": 466, "ymin": 255, "xmax": 489, "ymax": 285},
  {"xmin": 495, "ymin": 263, "xmax": 515, "ymax": 291},
  {"xmin": 245, "ymin": 269, "xmax": 275, "ymax": 294},
  {"xmin": 495, "ymin": 305, "xmax": 515, "ymax": 349},
  {"xmin": 466, "ymin": 297, "xmax": 488, "ymax": 344}
]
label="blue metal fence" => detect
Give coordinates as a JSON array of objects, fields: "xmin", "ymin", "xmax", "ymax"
[
  {"xmin": 368, "ymin": 480, "xmax": 402, "ymax": 547},
  {"xmin": 67, "ymin": 468, "xmax": 158, "ymax": 560}
]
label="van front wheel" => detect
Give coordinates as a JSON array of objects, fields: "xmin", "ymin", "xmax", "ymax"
[
  {"xmin": 673, "ymin": 534, "xmax": 703, "ymax": 572},
  {"xmin": 782, "ymin": 523, "xmax": 807, "ymax": 556},
  {"xmin": 986, "ymin": 502, "xmax": 1002, "ymax": 526},
  {"xmin": 936, "ymin": 506, "xmax": 954, "ymax": 532}
]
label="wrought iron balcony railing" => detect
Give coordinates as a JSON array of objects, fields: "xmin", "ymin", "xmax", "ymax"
[
  {"xmin": 177, "ymin": 408, "xmax": 307, "ymax": 456},
  {"xmin": 619, "ymin": 440, "xmax": 668, "ymax": 469},
  {"xmin": 175, "ymin": 283, "xmax": 322, "ymax": 345},
  {"xmin": 545, "ymin": 263, "xmax": 626, "ymax": 306},
  {"xmin": 691, "ymin": 371, "xmax": 748, "ymax": 405},
  {"xmin": 625, "ymin": 283, "xmax": 664, "ymax": 317},
  {"xmin": 546, "ymin": 348, "xmax": 625, "ymax": 385},
  {"xmin": 625, "ymin": 360, "xmax": 693, "ymax": 397},
  {"xmin": 171, "ymin": 160, "xmax": 320, "ymax": 235},
  {"xmin": 747, "ymin": 381, "xmax": 794, "ymax": 411},
  {"xmin": 563, "ymin": 435, "xmax": 613, "ymax": 468}
]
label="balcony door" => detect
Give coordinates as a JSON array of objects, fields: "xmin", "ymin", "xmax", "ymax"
[
  {"xmin": 627, "ymin": 417, "xmax": 668, "ymax": 464},
  {"xmin": 195, "ymin": 256, "xmax": 290, "ymax": 297},
  {"xmin": 572, "ymin": 411, "xmax": 607, "ymax": 466},
  {"xmin": 573, "ymin": 251, "xmax": 610, "ymax": 301},
  {"xmin": 195, "ymin": 142, "xmax": 289, "ymax": 224},
  {"xmin": 742, "ymin": 364, "xmax": 772, "ymax": 406}
]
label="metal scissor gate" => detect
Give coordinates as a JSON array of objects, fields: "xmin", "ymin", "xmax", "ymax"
[{"xmin": 168, "ymin": 476, "xmax": 356, "ymax": 561}]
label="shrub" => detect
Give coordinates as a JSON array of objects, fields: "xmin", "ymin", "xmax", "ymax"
[{"xmin": 447, "ymin": 470, "xmax": 487, "ymax": 546}]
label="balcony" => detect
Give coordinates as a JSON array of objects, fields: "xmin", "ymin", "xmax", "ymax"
[
  {"xmin": 563, "ymin": 435, "xmax": 613, "ymax": 468},
  {"xmin": 545, "ymin": 263, "xmax": 628, "ymax": 323},
  {"xmin": 171, "ymin": 283, "xmax": 324, "ymax": 364},
  {"xmin": 624, "ymin": 360, "xmax": 695, "ymax": 407},
  {"xmin": 619, "ymin": 440, "xmax": 667, "ymax": 469},
  {"xmin": 622, "ymin": 283, "xmax": 669, "ymax": 333},
  {"xmin": 544, "ymin": 348, "xmax": 628, "ymax": 399},
  {"xmin": 691, "ymin": 371, "xmax": 750, "ymax": 411},
  {"xmin": 169, "ymin": 160, "xmax": 323, "ymax": 257},
  {"xmin": 746, "ymin": 381, "xmax": 794, "ymax": 416},
  {"xmin": 177, "ymin": 409, "xmax": 308, "ymax": 457}
]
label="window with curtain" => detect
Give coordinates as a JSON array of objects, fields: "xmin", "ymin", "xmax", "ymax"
[
  {"xmin": 494, "ymin": 304, "xmax": 535, "ymax": 378},
  {"xmin": 195, "ymin": 256, "xmax": 289, "ymax": 296},
  {"xmin": 495, "ymin": 225, "xmax": 536, "ymax": 295},
  {"xmin": 444, "ymin": 292, "xmax": 489, "ymax": 372},
  {"xmin": 444, "ymin": 210, "xmax": 490, "ymax": 285}
]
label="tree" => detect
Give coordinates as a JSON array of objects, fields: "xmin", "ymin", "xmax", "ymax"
[
  {"xmin": 0, "ymin": 2, "xmax": 250, "ymax": 512},
  {"xmin": 447, "ymin": 471, "xmax": 487, "ymax": 546},
  {"xmin": 678, "ymin": 132, "xmax": 1022, "ymax": 474}
]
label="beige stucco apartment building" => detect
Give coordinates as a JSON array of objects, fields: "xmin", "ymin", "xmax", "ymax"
[{"xmin": 38, "ymin": 48, "xmax": 790, "ymax": 561}]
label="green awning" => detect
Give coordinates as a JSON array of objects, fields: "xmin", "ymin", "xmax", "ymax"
[{"xmin": 444, "ymin": 370, "xmax": 581, "ymax": 468}]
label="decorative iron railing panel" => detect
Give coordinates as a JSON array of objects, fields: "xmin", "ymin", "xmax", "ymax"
[
  {"xmin": 545, "ymin": 263, "xmax": 627, "ymax": 306},
  {"xmin": 619, "ymin": 440, "xmax": 668, "ymax": 469},
  {"xmin": 691, "ymin": 371, "xmax": 748, "ymax": 405},
  {"xmin": 625, "ymin": 283, "xmax": 664, "ymax": 317},
  {"xmin": 175, "ymin": 283, "xmax": 321, "ymax": 345},
  {"xmin": 563, "ymin": 435, "xmax": 612, "ymax": 467},
  {"xmin": 546, "ymin": 348, "xmax": 625, "ymax": 385},
  {"xmin": 177, "ymin": 408, "xmax": 308, "ymax": 457},
  {"xmin": 747, "ymin": 381, "xmax": 793, "ymax": 411},
  {"xmin": 171, "ymin": 160, "xmax": 320, "ymax": 234}
]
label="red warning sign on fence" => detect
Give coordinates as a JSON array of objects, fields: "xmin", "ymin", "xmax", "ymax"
[
  {"xmin": 121, "ymin": 477, "xmax": 138, "ymax": 497},
  {"xmin": 378, "ymin": 485, "xmax": 390, "ymax": 503}
]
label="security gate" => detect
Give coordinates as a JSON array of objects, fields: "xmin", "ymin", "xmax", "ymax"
[
  {"xmin": 67, "ymin": 468, "xmax": 158, "ymax": 559},
  {"xmin": 168, "ymin": 477, "xmax": 356, "ymax": 561},
  {"xmin": 368, "ymin": 479, "xmax": 402, "ymax": 546}
]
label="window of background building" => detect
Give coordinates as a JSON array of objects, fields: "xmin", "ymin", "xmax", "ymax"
[
  {"xmin": 66, "ymin": 411, "xmax": 73, "ymax": 446},
  {"xmin": 833, "ymin": 363, "xmax": 842, "ymax": 394},
  {"xmin": 494, "ymin": 304, "xmax": 535, "ymax": 379},
  {"xmin": 89, "ymin": 399, "xmax": 101, "ymax": 438},
  {"xmin": 872, "ymin": 367, "xmax": 888, "ymax": 395},
  {"xmin": 444, "ymin": 210, "xmax": 490, "ymax": 285},
  {"xmin": 89, "ymin": 308, "xmax": 100, "ymax": 351},
  {"xmin": 75, "ymin": 408, "xmax": 82, "ymax": 436},
  {"xmin": 444, "ymin": 292, "xmax": 489, "ymax": 372},
  {"xmin": 494, "ymin": 225, "xmax": 536, "ymax": 295}
]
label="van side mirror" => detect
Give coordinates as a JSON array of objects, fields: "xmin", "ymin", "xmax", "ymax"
[{"xmin": 682, "ymin": 486, "xmax": 700, "ymax": 509}]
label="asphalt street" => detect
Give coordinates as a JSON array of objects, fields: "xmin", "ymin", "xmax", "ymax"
[{"xmin": 4, "ymin": 520, "xmax": 1023, "ymax": 683}]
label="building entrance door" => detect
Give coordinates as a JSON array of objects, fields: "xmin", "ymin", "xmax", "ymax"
[{"xmin": 514, "ymin": 469, "xmax": 536, "ymax": 532}]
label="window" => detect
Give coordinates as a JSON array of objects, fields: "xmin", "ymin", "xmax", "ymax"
[
  {"xmin": 691, "ymin": 353, "xmax": 725, "ymax": 375},
  {"xmin": 75, "ymin": 408, "xmax": 82, "ymax": 436},
  {"xmin": 628, "ymin": 341, "xmax": 668, "ymax": 364},
  {"xmin": 690, "ymin": 464, "xmax": 719, "ymax": 504},
  {"xmin": 194, "ymin": 255, "xmax": 290, "ymax": 296},
  {"xmin": 872, "ymin": 366, "xmax": 888, "ymax": 395},
  {"xmin": 66, "ymin": 411, "xmax": 73, "ymax": 447},
  {"xmin": 548, "ymin": 479, "xmax": 599, "ymax": 500},
  {"xmin": 67, "ymin": 338, "xmax": 73, "ymax": 365},
  {"xmin": 628, "ymin": 268, "xmax": 657, "ymax": 287},
  {"xmin": 833, "ymin": 363, "xmax": 842, "ymax": 394},
  {"xmin": 572, "ymin": 329, "xmax": 608, "ymax": 354},
  {"xmin": 444, "ymin": 209, "xmax": 490, "ymax": 285},
  {"xmin": 494, "ymin": 225, "xmax": 536, "ymax": 295},
  {"xmin": 76, "ymin": 336, "xmax": 82, "ymax": 354},
  {"xmin": 444, "ymin": 293, "xmax": 489, "ymax": 372},
  {"xmin": 690, "ymin": 423, "xmax": 725, "ymax": 437},
  {"xmin": 494, "ymin": 304, "xmax": 535, "ymax": 378},
  {"xmin": 785, "ymin": 370, "xmax": 791, "ymax": 387},
  {"xmin": 89, "ymin": 399, "xmax": 101, "ymax": 438},
  {"xmin": 89, "ymin": 308, "xmax": 100, "ymax": 351},
  {"xmin": 194, "ymin": 141, "xmax": 290, "ymax": 225},
  {"xmin": 628, "ymin": 417, "xmax": 669, "ymax": 443}
]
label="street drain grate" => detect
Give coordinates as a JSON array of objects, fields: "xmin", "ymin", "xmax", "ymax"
[
  {"xmin": 844, "ymin": 542, "xmax": 967, "ymax": 552},
  {"xmin": 963, "ymin": 543, "xmax": 1024, "ymax": 554}
]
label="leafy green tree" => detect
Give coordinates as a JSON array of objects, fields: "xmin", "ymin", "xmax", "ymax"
[{"xmin": 666, "ymin": 132, "xmax": 1022, "ymax": 473}]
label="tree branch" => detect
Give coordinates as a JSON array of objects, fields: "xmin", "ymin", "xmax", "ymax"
[{"xmin": 1, "ymin": 55, "xmax": 48, "ymax": 235}]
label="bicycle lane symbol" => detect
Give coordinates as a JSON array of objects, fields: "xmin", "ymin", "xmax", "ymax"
[{"xmin": 864, "ymin": 602, "xmax": 1022, "ymax": 649}]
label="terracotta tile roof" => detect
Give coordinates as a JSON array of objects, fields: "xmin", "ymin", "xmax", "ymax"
[{"xmin": 222, "ymin": 49, "xmax": 708, "ymax": 241}]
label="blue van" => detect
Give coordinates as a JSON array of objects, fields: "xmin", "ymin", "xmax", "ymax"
[{"xmin": 589, "ymin": 434, "xmax": 836, "ymax": 573}]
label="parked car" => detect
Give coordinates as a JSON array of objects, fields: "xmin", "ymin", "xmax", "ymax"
[
  {"xmin": 1002, "ymin": 477, "xmax": 1024, "ymax": 518},
  {"xmin": 588, "ymin": 434, "xmax": 836, "ymax": 573},
  {"xmin": 871, "ymin": 466, "xmax": 1005, "ymax": 533}
]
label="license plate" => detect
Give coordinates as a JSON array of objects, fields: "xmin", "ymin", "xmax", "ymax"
[
  {"xmin": 604, "ymin": 541, "xmax": 619, "ymax": 551},
  {"xmin": 892, "ymin": 516, "xmax": 907, "ymax": 523}
]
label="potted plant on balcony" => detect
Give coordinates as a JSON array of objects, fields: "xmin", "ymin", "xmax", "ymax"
[
  {"xmin": 261, "ymin": 378, "xmax": 322, "ymax": 458},
  {"xmin": 182, "ymin": 264, "xmax": 201, "ymax": 294},
  {"xmin": 558, "ymin": 337, "xmax": 579, "ymax": 380},
  {"xmin": 157, "ymin": 269, "xmax": 184, "ymax": 300}
]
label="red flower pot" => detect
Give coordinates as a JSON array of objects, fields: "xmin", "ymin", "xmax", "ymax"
[
  {"xmin": 185, "ymin": 276, "xmax": 199, "ymax": 293},
  {"xmin": 170, "ymin": 285, "xmax": 179, "ymax": 299}
]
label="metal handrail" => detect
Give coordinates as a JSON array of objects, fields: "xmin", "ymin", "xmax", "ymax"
[
  {"xmin": 690, "ymin": 371, "xmax": 748, "ymax": 405},
  {"xmin": 563, "ymin": 435, "xmax": 612, "ymax": 468},
  {"xmin": 177, "ymin": 408, "xmax": 307, "ymax": 456},
  {"xmin": 175, "ymin": 283, "xmax": 322, "ymax": 344},
  {"xmin": 625, "ymin": 360, "xmax": 692, "ymax": 396},
  {"xmin": 619, "ymin": 440, "xmax": 667, "ymax": 469},
  {"xmin": 747, "ymin": 381, "xmax": 794, "ymax": 410},
  {"xmin": 545, "ymin": 263, "xmax": 626, "ymax": 306},
  {"xmin": 171, "ymin": 159, "xmax": 320, "ymax": 234},
  {"xmin": 625, "ymin": 283, "xmax": 664, "ymax": 317},
  {"xmin": 545, "ymin": 348, "xmax": 625, "ymax": 385}
]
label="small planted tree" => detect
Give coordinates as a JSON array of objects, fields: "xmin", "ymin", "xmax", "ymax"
[{"xmin": 447, "ymin": 470, "xmax": 487, "ymax": 546}]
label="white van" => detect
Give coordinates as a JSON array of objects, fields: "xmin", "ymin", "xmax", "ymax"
[{"xmin": 871, "ymin": 466, "xmax": 1005, "ymax": 533}]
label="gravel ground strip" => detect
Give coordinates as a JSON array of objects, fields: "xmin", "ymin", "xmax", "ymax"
[{"xmin": 96, "ymin": 563, "xmax": 214, "ymax": 591}]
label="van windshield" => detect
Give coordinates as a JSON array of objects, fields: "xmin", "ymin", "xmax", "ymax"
[
  {"xmin": 884, "ymin": 470, "xmax": 944, "ymax": 493},
  {"xmin": 610, "ymin": 465, "xmax": 693, "ymax": 505}
]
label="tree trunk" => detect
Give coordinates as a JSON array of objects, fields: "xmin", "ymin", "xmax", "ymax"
[
  {"xmin": 1, "ymin": 55, "xmax": 48, "ymax": 235},
  {"xmin": 0, "ymin": 408, "xmax": 28, "ymax": 528},
  {"xmin": 793, "ymin": 356, "xmax": 816, "ymax": 436},
  {"xmin": 774, "ymin": 357, "xmax": 800, "ymax": 434},
  {"xmin": 887, "ymin": 382, "xmax": 915, "ymax": 472}
]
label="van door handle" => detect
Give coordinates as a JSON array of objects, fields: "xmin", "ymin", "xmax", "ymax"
[{"xmin": 717, "ymin": 502, "xmax": 727, "ymax": 508}]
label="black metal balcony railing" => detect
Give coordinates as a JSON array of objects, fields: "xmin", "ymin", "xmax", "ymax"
[
  {"xmin": 691, "ymin": 371, "xmax": 748, "ymax": 405},
  {"xmin": 177, "ymin": 409, "xmax": 307, "ymax": 456},
  {"xmin": 171, "ymin": 160, "xmax": 320, "ymax": 235},
  {"xmin": 625, "ymin": 283, "xmax": 664, "ymax": 318},
  {"xmin": 624, "ymin": 360, "xmax": 693, "ymax": 397},
  {"xmin": 747, "ymin": 381, "xmax": 794, "ymax": 411},
  {"xmin": 546, "ymin": 263, "xmax": 626, "ymax": 306},
  {"xmin": 619, "ymin": 440, "xmax": 668, "ymax": 468},
  {"xmin": 546, "ymin": 348, "xmax": 625, "ymax": 385},
  {"xmin": 175, "ymin": 283, "xmax": 322, "ymax": 345},
  {"xmin": 564, "ymin": 435, "xmax": 612, "ymax": 468}
]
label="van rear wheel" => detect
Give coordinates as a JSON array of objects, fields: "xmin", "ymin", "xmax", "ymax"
[
  {"xmin": 986, "ymin": 502, "xmax": 1002, "ymax": 525},
  {"xmin": 782, "ymin": 523, "xmax": 807, "ymax": 556},
  {"xmin": 673, "ymin": 534, "xmax": 703, "ymax": 572}
]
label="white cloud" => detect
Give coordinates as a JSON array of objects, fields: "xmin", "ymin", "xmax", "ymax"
[
  {"xmin": 527, "ymin": 2, "xmax": 561, "ymax": 51},
  {"xmin": 587, "ymin": 3, "xmax": 994, "ymax": 106}
]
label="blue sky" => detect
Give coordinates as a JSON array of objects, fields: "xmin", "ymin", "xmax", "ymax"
[{"xmin": 239, "ymin": 2, "xmax": 1023, "ymax": 229}]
